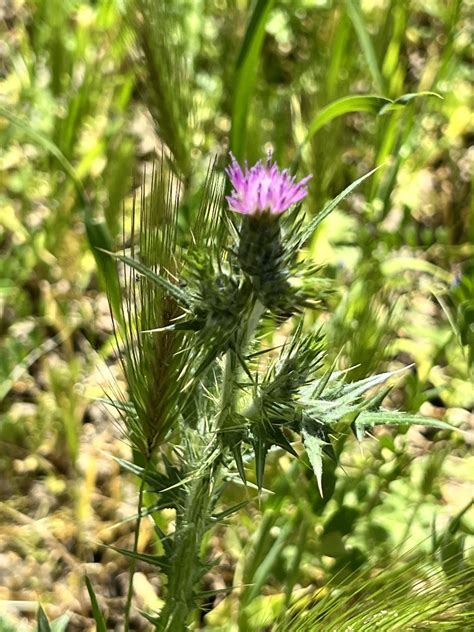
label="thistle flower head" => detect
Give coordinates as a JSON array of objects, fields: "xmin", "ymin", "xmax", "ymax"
[{"xmin": 226, "ymin": 152, "xmax": 312, "ymax": 216}]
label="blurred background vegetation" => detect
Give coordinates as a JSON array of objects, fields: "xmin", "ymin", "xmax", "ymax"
[{"xmin": 0, "ymin": 0, "xmax": 472, "ymax": 629}]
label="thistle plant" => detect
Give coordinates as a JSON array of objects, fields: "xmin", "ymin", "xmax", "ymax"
[{"xmin": 100, "ymin": 153, "xmax": 452, "ymax": 630}]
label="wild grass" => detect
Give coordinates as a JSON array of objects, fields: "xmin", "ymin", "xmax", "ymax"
[{"xmin": 0, "ymin": 0, "xmax": 472, "ymax": 629}]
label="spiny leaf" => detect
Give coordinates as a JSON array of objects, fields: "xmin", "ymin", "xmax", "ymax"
[
  {"xmin": 352, "ymin": 418, "xmax": 366, "ymax": 442},
  {"xmin": 231, "ymin": 443, "xmax": 247, "ymax": 484},
  {"xmin": 301, "ymin": 400, "xmax": 362, "ymax": 424},
  {"xmin": 115, "ymin": 499, "xmax": 177, "ymax": 526},
  {"xmin": 118, "ymin": 448, "xmax": 220, "ymax": 499},
  {"xmin": 356, "ymin": 410, "xmax": 456, "ymax": 432},
  {"xmin": 254, "ymin": 433, "xmax": 268, "ymax": 491},
  {"xmin": 154, "ymin": 524, "xmax": 174, "ymax": 559},
  {"xmin": 310, "ymin": 357, "xmax": 339, "ymax": 400},
  {"xmin": 141, "ymin": 318, "xmax": 202, "ymax": 334},
  {"xmin": 302, "ymin": 426, "xmax": 324, "ymax": 496},
  {"xmin": 111, "ymin": 455, "xmax": 148, "ymax": 478},
  {"xmin": 360, "ymin": 384, "xmax": 392, "ymax": 412},
  {"xmin": 140, "ymin": 611, "xmax": 163, "ymax": 626},
  {"xmin": 97, "ymin": 397, "xmax": 137, "ymax": 416},
  {"xmin": 336, "ymin": 366, "xmax": 411, "ymax": 405},
  {"xmin": 196, "ymin": 585, "xmax": 236, "ymax": 598},
  {"xmin": 111, "ymin": 455, "xmax": 183, "ymax": 502}
]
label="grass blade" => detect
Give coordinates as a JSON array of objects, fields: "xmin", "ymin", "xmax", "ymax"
[
  {"xmin": 129, "ymin": 0, "xmax": 192, "ymax": 178},
  {"xmin": 37, "ymin": 606, "xmax": 52, "ymax": 632},
  {"xmin": 86, "ymin": 220, "xmax": 122, "ymax": 327},
  {"xmin": 99, "ymin": 249, "xmax": 190, "ymax": 306},
  {"xmin": 230, "ymin": 0, "xmax": 275, "ymax": 160},
  {"xmin": 0, "ymin": 106, "xmax": 122, "ymax": 323},
  {"xmin": 344, "ymin": 0, "xmax": 385, "ymax": 92},
  {"xmin": 299, "ymin": 165, "xmax": 382, "ymax": 244},
  {"xmin": 304, "ymin": 95, "xmax": 390, "ymax": 145},
  {"xmin": 295, "ymin": 91, "xmax": 441, "ymax": 165},
  {"xmin": 85, "ymin": 576, "xmax": 107, "ymax": 632},
  {"xmin": 0, "ymin": 106, "xmax": 85, "ymax": 199},
  {"xmin": 379, "ymin": 91, "xmax": 442, "ymax": 114}
]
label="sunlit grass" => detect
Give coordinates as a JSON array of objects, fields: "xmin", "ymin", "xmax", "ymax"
[{"xmin": 0, "ymin": 0, "xmax": 472, "ymax": 629}]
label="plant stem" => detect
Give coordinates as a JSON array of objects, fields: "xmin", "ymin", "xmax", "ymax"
[
  {"xmin": 218, "ymin": 298, "xmax": 265, "ymax": 433},
  {"xmin": 245, "ymin": 298, "xmax": 266, "ymax": 344},
  {"xmin": 158, "ymin": 468, "xmax": 214, "ymax": 630},
  {"xmin": 124, "ymin": 467, "xmax": 148, "ymax": 631},
  {"xmin": 159, "ymin": 298, "xmax": 265, "ymax": 630}
]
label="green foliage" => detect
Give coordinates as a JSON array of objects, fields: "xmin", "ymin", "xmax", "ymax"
[
  {"xmin": 279, "ymin": 553, "xmax": 474, "ymax": 631},
  {"xmin": 230, "ymin": 0, "xmax": 275, "ymax": 161},
  {"xmin": 106, "ymin": 164, "xmax": 195, "ymax": 456},
  {"xmin": 103, "ymin": 153, "xmax": 463, "ymax": 628},
  {"xmin": 85, "ymin": 576, "xmax": 107, "ymax": 632},
  {"xmin": 34, "ymin": 608, "xmax": 69, "ymax": 632},
  {"xmin": 450, "ymin": 259, "xmax": 474, "ymax": 367},
  {"xmin": 36, "ymin": 607, "xmax": 51, "ymax": 632},
  {"xmin": 0, "ymin": 106, "xmax": 122, "ymax": 321},
  {"xmin": 0, "ymin": 0, "xmax": 133, "ymax": 479},
  {"xmin": 295, "ymin": 91, "xmax": 441, "ymax": 169},
  {"xmin": 1, "ymin": 0, "xmax": 472, "ymax": 629},
  {"xmin": 344, "ymin": 0, "xmax": 386, "ymax": 93},
  {"xmin": 127, "ymin": 0, "xmax": 193, "ymax": 180}
]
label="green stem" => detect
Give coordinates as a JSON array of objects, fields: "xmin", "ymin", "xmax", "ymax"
[
  {"xmin": 396, "ymin": 497, "xmax": 423, "ymax": 553},
  {"xmin": 218, "ymin": 298, "xmax": 265, "ymax": 433},
  {"xmin": 124, "ymin": 468, "xmax": 148, "ymax": 631},
  {"xmin": 158, "ymin": 469, "xmax": 214, "ymax": 630},
  {"xmin": 159, "ymin": 298, "xmax": 266, "ymax": 630},
  {"xmin": 245, "ymin": 298, "xmax": 266, "ymax": 344}
]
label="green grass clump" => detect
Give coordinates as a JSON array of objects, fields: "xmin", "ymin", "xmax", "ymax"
[{"xmin": 0, "ymin": 0, "xmax": 472, "ymax": 628}]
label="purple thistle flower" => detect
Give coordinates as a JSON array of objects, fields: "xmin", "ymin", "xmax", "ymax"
[{"xmin": 225, "ymin": 152, "xmax": 312, "ymax": 216}]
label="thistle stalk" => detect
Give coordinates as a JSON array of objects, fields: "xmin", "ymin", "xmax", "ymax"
[
  {"xmin": 158, "ymin": 468, "xmax": 214, "ymax": 630},
  {"xmin": 158, "ymin": 299, "xmax": 264, "ymax": 630},
  {"xmin": 99, "ymin": 153, "xmax": 447, "ymax": 631},
  {"xmin": 217, "ymin": 298, "xmax": 265, "ymax": 431}
]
